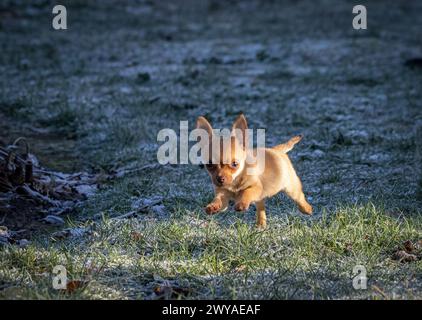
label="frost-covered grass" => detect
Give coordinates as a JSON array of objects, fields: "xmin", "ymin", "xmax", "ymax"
[
  {"xmin": 1, "ymin": 202, "xmax": 421, "ymax": 299},
  {"xmin": 1, "ymin": 0, "xmax": 422, "ymax": 299}
]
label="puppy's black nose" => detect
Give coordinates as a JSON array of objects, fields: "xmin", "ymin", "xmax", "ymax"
[{"xmin": 216, "ymin": 176, "xmax": 225, "ymax": 184}]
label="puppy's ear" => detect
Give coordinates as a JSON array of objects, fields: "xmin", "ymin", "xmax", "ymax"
[
  {"xmin": 232, "ymin": 114, "xmax": 248, "ymax": 149},
  {"xmin": 196, "ymin": 116, "xmax": 213, "ymax": 137},
  {"xmin": 196, "ymin": 116, "xmax": 213, "ymax": 163}
]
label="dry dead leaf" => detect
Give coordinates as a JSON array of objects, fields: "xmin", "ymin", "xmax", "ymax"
[
  {"xmin": 372, "ymin": 285, "xmax": 389, "ymax": 299},
  {"xmin": 403, "ymin": 240, "xmax": 414, "ymax": 253},
  {"xmin": 66, "ymin": 280, "xmax": 89, "ymax": 293},
  {"xmin": 131, "ymin": 231, "xmax": 143, "ymax": 241},
  {"xmin": 392, "ymin": 250, "xmax": 418, "ymax": 263},
  {"xmin": 153, "ymin": 284, "xmax": 191, "ymax": 299},
  {"xmin": 233, "ymin": 265, "xmax": 246, "ymax": 272}
]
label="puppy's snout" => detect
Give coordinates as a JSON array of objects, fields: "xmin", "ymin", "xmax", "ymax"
[{"xmin": 216, "ymin": 175, "xmax": 226, "ymax": 184}]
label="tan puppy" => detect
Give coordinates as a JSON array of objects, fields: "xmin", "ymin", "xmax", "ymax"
[{"xmin": 196, "ymin": 114, "xmax": 312, "ymax": 228}]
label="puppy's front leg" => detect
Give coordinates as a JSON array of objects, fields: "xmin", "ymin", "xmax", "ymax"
[
  {"xmin": 256, "ymin": 200, "xmax": 267, "ymax": 229},
  {"xmin": 205, "ymin": 188, "xmax": 231, "ymax": 215},
  {"xmin": 234, "ymin": 185, "xmax": 263, "ymax": 212}
]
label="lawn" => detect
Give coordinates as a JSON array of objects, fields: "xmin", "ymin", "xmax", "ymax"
[{"xmin": 0, "ymin": 0, "xmax": 421, "ymax": 299}]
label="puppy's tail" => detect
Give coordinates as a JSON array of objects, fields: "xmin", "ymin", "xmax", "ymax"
[{"xmin": 272, "ymin": 135, "xmax": 303, "ymax": 153}]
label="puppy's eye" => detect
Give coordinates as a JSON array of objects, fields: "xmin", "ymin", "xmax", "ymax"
[{"xmin": 231, "ymin": 160, "xmax": 239, "ymax": 168}]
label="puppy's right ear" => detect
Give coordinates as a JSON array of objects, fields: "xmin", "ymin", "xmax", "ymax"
[
  {"xmin": 196, "ymin": 116, "xmax": 213, "ymax": 137},
  {"xmin": 196, "ymin": 116, "xmax": 213, "ymax": 165}
]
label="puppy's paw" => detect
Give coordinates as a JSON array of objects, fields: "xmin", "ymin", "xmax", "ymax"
[
  {"xmin": 205, "ymin": 201, "xmax": 222, "ymax": 215},
  {"xmin": 256, "ymin": 221, "xmax": 267, "ymax": 230},
  {"xmin": 299, "ymin": 203, "xmax": 313, "ymax": 215},
  {"xmin": 234, "ymin": 201, "xmax": 250, "ymax": 212}
]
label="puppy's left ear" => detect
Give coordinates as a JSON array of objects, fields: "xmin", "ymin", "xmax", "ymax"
[{"xmin": 232, "ymin": 114, "xmax": 248, "ymax": 149}]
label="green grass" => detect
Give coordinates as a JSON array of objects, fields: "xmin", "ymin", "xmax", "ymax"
[{"xmin": 1, "ymin": 203, "xmax": 421, "ymax": 299}]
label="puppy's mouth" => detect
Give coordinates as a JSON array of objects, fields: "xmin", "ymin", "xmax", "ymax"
[{"xmin": 215, "ymin": 179, "xmax": 232, "ymax": 187}]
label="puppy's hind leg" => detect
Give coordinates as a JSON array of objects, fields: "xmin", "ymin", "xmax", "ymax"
[
  {"xmin": 256, "ymin": 200, "xmax": 267, "ymax": 229},
  {"xmin": 285, "ymin": 178, "xmax": 313, "ymax": 215}
]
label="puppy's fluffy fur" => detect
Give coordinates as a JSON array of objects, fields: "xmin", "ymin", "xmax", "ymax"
[{"xmin": 197, "ymin": 114, "xmax": 312, "ymax": 228}]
